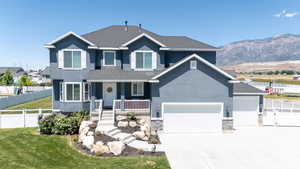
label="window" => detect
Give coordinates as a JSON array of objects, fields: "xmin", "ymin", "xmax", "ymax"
[
  {"xmin": 190, "ymin": 60, "xmax": 197, "ymax": 70},
  {"xmin": 103, "ymin": 51, "xmax": 116, "ymax": 66},
  {"xmin": 135, "ymin": 51, "xmax": 153, "ymax": 69},
  {"xmin": 83, "ymin": 83, "xmax": 90, "ymax": 101},
  {"xmin": 63, "ymin": 50, "xmax": 81, "ymax": 68},
  {"xmin": 65, "ymin": 83, "xmax": 81, "ymax": 102},
  {"xmin": 131, "ymin": 82, "xmax": 144, "ymax": 96}
]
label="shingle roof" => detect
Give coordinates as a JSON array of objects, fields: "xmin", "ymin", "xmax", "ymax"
[
  {"xmin": 82, "ymin": 25, "xmax": 218, "ymax": 50},
  {"xmin": 233, "ymin": 83, "xmax": 265, "ymax": 95},
  {"xmin": 87, "ymin": 69, "xmax": 163, "ymax": 81}
]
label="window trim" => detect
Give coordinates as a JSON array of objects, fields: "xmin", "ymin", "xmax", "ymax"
[
  {"xmin": 131, "ymin": 82, "xmax": 144, "ymax": 96},
  {"xmin": 59, "ymin": 82, "xmax": 63, "ymax": 102},
  {"xmin": 103, "ymin": 51, "xmax": 116, "ymax": 66},
  {"xmin": 133, "ymin": 50, "xmax": 156, "ymax": 71},
  {"xmin": 190, "ymin": 60, "xmax": 197, "ymax": 70},
  {"xmin": 62, "ymin": 49, "xmax": 83, "ymax": 70},
  {"xmin": 64, "ymin": 82, "xmax": 82, "ymax": 102}
]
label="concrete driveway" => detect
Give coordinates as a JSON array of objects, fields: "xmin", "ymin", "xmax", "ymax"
[{"xmin": 159, "ymin": 127, "xmax": 300, "ymax": 169}]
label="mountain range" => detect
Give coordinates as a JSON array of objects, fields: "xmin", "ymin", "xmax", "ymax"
[{"xmin": 216, "ymin": 34, "xmax": 300, "ymax": 66}]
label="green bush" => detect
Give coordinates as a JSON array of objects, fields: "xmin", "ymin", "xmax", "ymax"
[
  {"xmin": 38, "ymin": 114, "xmax": 56, "ymax": 134},
  {"xmin": 38, "ymin": 110, "xmax": 89, "ymax": 135},
  {"xmin": 127, "ymin": 112, "xmax": 137, "ymax": 121}
]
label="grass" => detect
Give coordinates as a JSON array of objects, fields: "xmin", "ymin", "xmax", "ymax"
[
  {"xmin": 237, "ymin": 74, "xmax": 300, "ymax": 85},
  {"xmin": 3, "ymin": 96, "xmax": 52, "ymax": 114},
  {"xmin": 264, "ymin": 94, "xmax": 300, "ymax": 100},
  {"xmin": 0, "ymin": 128, "xmax": 170, "ymax": 169}
]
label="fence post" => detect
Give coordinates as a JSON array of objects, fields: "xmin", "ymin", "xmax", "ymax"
[
  {"xmin": 39, "ymin": 108, "xmax": 42, "ymax": 115},
  {"xmin": 23, "ymin": 109, "xmax": 26, "ymax": 128}
]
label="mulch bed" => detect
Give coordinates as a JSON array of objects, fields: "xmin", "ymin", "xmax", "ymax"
[{"xmin": 72, "ymin": 133, "xmax": 165, "ymax": 157}]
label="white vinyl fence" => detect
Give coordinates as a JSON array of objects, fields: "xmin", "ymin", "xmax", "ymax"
[
  {"xmin": 263, "ymin": 99, "xmax": 300, "ymax": 126},
  {"xmin": 0, "ymin": 109, "xmax": 60, "ymax": 128}
]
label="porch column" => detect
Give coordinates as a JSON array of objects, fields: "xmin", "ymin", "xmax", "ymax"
[{"xmin": 120, "ymin": 83, "xmax": 125, "ymax": 111}]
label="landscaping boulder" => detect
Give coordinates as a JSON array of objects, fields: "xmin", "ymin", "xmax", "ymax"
[
  {"xmin": 142, "ymin": 136, "xmax": 149, "ymax": 141},
  {"xmin": 116, "ymin": 115, "xmax": 127, "ymax": 121},
  {"xmin": 82, "ymin": 136, "xmax": 94, "ymax": 149},
  {"xmin": 129, "ymin": 121, "xmax": 137, "ymax": 127},
  {"xmin": 138, "ymin": 119, "xmax": 146, "ymax": 125},
  {"xmin": 107, "ymin": 141, "xmax": 125, "ymax": 156},
  {"xmin": 132, "ymin": 131, "xmax": 145, "ymax": 140},
  {"xmin": 79, "ymin": 121, "xmax": 93, "ymax": 133},
  {"xmin": 87, "ymin": 131, "xmax": 94, "ymax": 136},
  {"xmin": 91, "ymin": 143, "xmax": 110, "ymax": 154},
  {"xmin": 140, "ymin": 123, "xmax": 150, "ymax": 135},
  {"xmin": 117, "ymin": 121, "xmax": 128, "ymax": 127},
  {"xmin": 95, "ymin": 141, "xmax": 104, "ymax": 146}
]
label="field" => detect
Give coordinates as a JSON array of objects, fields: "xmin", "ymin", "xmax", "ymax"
[{"xmin": 0, "ymin": 128, "xmax": 170, "ymax": 169}]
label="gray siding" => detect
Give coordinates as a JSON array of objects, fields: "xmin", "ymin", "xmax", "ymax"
[
  {"xmin": 165, "ymin": 51, "xmax": 216, "ymax": 66},
  {"xmin": 151, "ymin": 58, "xmax": 233, "ymax": 117}
]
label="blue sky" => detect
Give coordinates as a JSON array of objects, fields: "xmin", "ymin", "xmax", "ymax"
[{"xmin": 0, "ymin": 0, "xmax": 299, "ymax": 70}]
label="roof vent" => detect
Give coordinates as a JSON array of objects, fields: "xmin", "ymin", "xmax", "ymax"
[
  {"xmin": 138, "ymin": 24, "xmax": 142, "ymax": 32},
  {"xmin": 125, "ymin": 21, "xmax": 128, "ymax": 31}
]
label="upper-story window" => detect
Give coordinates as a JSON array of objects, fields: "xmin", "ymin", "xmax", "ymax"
[
  {"xmin": 131, "ymin": 50, "xmax": 157, "ymax": 70},
  {"xmin": 58, "ymin": 49, "xmax": 86, "ymax": 69},
  {"xmin": 103, "ymin": 51, "xmax": 116, "ymax": 66}
]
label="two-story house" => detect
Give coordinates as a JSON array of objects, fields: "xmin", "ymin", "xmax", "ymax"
[{"xmin": 44, "ymin": 24, "xmax": 264, "ymax": 132}]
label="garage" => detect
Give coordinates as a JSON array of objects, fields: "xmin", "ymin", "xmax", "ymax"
[
  {"xmin": 162, "ymin": 102, "xmax": 223, "ymax": 133},
  {"xmin": 233, "ymin": 96, "xmax": 260, "ymax": 127}
]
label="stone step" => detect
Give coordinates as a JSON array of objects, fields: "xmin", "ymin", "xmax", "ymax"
[
  {"xmin": 101, "ymin": 117, "xmax": 113, "ymax": 121},
  {"xmin": 114, "ymin": 132, "xmax": 132, "ymax": 141},
  {"xmin": 127, "ymin": 140, "xmax": 150, "ymax": 151},
  {"xmin": 96, "ymin": 125, "xmax": 116, "ymax": 132},
  {"xmin": 123, "ymin": 136, "xmax": 136, "ymax": 144},
  {"xmin": 108, "ymin": 129, "xmax": 121, "ymax": 137},
  {"xmin": 99, "ymin": 121, "xmax": 114, "ymax": 126}
]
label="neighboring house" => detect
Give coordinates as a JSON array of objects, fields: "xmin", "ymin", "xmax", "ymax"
[
  {"xmin": 0, "ymin": 67, "xmax": 26, "ymax": 84},
  {"xmin": 28, "ymin": 70, "xmax": 42, "ymax": 84},
  {"xmin": 44, "ymin": 24, "xmax": 265, "ymax": 132},
  {"xmin": 41, "ymin": 66, "xmax": 51, "ymax": 84}
]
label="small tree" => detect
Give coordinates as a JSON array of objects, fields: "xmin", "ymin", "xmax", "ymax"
[
  {"xmin": 18, "ymin": 75, "xmax": 33, "ymax": 86},
  {"xmin": 0, "ymin": 70, "xmax": 14, "ymax": 85}
]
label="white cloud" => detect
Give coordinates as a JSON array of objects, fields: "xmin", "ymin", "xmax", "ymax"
[{"xmin": 274, "ymin": 10, "xmax": 298, "ymax": 18}]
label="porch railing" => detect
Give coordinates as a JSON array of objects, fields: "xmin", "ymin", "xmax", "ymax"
[
  {"xmin": 113, "ymin": 99, "xmax": 151, "ymax": 114},
  {"xmin": 96, "ymin": 99, "xmax": 103, "ymax": 121},
  {"xmin": 89, "ymin": 98, "xmax": 103, "ymax": 120}
]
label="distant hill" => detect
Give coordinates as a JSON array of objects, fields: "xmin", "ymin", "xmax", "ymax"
[{"xmin": 217, "ymin": 34, "xmax": 300, "ymax": 66}]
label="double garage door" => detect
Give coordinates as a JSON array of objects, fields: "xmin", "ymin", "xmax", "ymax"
[{"xmin": 162, "ymin": 102, "xmax": 223, "ymax": 133}]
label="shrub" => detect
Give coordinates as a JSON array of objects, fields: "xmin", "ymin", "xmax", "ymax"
[
  {"xmin": 127, "ymin": 112, "xmax": 137, "ymax": 121},
  {"xmin": 149, "ymin": 137, "xmax": 159, "ymax": 144},
  {"xmin": 38, "ymin": 114, "xmax": 56, "ymax": 134},
  {"xmin": 137, "ymin": 149, "xmax": 145, "ymax": 155},
  {"xmin": 95, "ymin": 131, "xmax": 102, "ymax": 136},
  {"xmin": 71, "ymin": 135, "xmax": 79, "ymax": 143},
  {"xmin": 95, "ymin": 151, "xmax": 103, "ymax": 156},
  {"xmin": 38, "ymin": 110, "xmax": 89, "ymax": 135}
]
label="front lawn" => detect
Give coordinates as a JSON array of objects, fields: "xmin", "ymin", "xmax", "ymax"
[{"xmin": 0, "ymin": 128, "xmax": 170, "ymax": 169}]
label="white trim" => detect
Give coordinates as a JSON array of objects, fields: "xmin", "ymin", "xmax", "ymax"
[
  {"xmin": 45, "ymin": 31, "xmax": 96, "ymax": 47},
  {"xmin": 159, "ymin": 102, "xmax": 224, "ymax": 121},
  {"xmin": 160, "ymin": 47, "xmax": 221, "ymax": 51},
  {"xmin": 131, "ymin": 82, "xmax": 144, "ymax": 96},
  {"xmin": 122, "ymin": 33, "xmax": 166, "ymax": 47},
  {"xmin": 83, "ymin": 82, "xmax": 90, "ymax": 102},
  {"xmin": 59, "ymin": 82, "xmax": 64, "ymax": 102},
  {"xmin": 64, "ymin": 82, "xmax": 82, "ymax": 102},
  {"xmin": 44, "ymin": 45, "xmax": 55, "ymax": 48},
  {"xmin": 152, "ymin": 54, "xmax": 235, "ymax": 80},
  {"xmin": 228, "ymin": 80, "xmax": 240, "ymax": 83},
  {"xmin": 87, "ymin": 46, "xmax": 129, "ymax": 50},
  {"xmin": 61, "ymin": 49, "xmax": 84, "ymax": 69},
  {"xmin": 103, "ymin": 51, "xmax": 116, "ymax": 66},
  {"xmin": 234, "ymin": 92, "xmax": 266, "ymax": 95},
  {"xmin": 132, "ymin": 50, "xmax": 157, "ymax": 71},
  {"xmin": 87, "ymin": 79, "xmax": 159, "ymax": 83},
  {"xmin": 190, "ymin": 60, "xmax": 197, "ymax": 70}
]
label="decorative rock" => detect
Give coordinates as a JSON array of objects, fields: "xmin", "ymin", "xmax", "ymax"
[
  {"xmin": 142, "ymin": 136, "xmax": 149, "ymax": 141},
  {"xmin": 95, "ymin": 141, "xmax": 104, "ymax": 146},
  {"xmin": 91, "ymin": 143, "xmax": 110, "ymax": 154},
  {"xmin": 79, "ymin": 121, "xmax": 93, "ymax": 133},
  {"xmin": 107, "ymin": 141, "xmax": 125, "ymax": 156},
  {"xmin": 80, "ymin": 126, "xmax": 90, "ymax": 135},
  {"xmin": 140, "ymin": 123, "xmax": 149, "ymax": 132},
  {"xmin": 138, "ymin": 119, "xmax": 146, "ymax": 125},
  {"xmin": 87, "ymin": 131, "xmax": 94, "ymax": 136},
  {"xmin": 132, "ymin": 131, "xmax": 145, "ymax": 139},
  {"xmin": 117, "ymin": 121, "xmax": 128, "ymax": 127},
  {"xmin": 129, "ymin": 121, "xmax": 137, "ymax": 127},
  {"xmin": 82, "ymin": 136, "xmax": 94, "ymax": 149},
  {"xmin": 116, "ymin": 115, "xmax": 127, "ymax": 121}
]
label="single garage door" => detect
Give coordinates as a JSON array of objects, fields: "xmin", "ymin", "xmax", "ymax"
[
  {"xmin": 162, "ymin": 102, "xmax": 223, "ymax": 133},
  {"xmin": 233, "ymin": 96, "xmax": 259, "ymax": 127}
]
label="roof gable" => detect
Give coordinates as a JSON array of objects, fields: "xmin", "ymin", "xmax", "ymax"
[
  {"xmin": 121, "ymin": 33, "xmax": 166, "ymax": 47},
  {"xmin": 44, "ymin": 32, "xmax": 96, "ymax": 48},
  {"xmin": 152, "ymin": 54, "xmax": 235, "ymax": 80}
]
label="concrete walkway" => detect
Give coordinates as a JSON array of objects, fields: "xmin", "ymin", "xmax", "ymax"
[{"xmin": 160, "ymin": 127, "xmax": 300, "ymax": 169}]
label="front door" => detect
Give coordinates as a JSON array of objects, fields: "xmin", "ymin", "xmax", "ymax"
[{"xmin": 103, "ymin": 83, "xmax": 116, "ymax": 108}]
